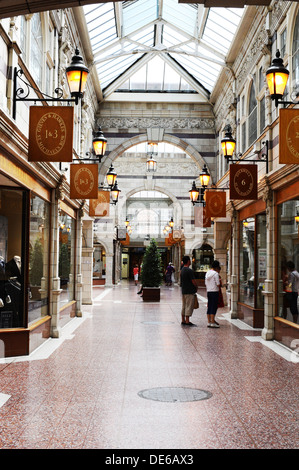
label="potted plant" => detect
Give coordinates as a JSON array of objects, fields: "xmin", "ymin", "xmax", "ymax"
[{"xmin": 140, "ymin": 238, "xmax": 163, "ymax": 301}]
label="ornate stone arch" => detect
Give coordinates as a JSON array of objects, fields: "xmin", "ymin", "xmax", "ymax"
[{"xmin": 100, "ymin": 133, "xmax": 210, "ymax": 179}]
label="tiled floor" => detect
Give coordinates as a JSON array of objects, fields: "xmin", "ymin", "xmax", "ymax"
[{"xmin": 0, "ymin": 281, "xmax": 298, "ymax": 449}]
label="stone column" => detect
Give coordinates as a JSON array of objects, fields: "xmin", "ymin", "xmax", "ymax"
[
  {"xmin": 75, "ymin": 206, "xmax": 84, "ymax": 317},
  {"xmin": 262, "ymin": 186, "xmax": 275, "ymax": 340},
  {"xmin": 105, "ymin": 253, "xmax": 114, "ymax": 287},
  {"xmin": 50, "ymin": 179, "xmax": 64, "ymax": 338},
  {"xmin": 81, "ymin": 219, "xmax": 94, "ymax": 304},
  {"xmin": 229, "ymin": 209, "xmax": 239, "ymax": 319}
]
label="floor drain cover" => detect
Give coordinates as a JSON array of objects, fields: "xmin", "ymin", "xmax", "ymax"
[
  {"xmin": 138, "ymin": 387, "xmax": 212, "ymax": 402},
  {"xmin": 142, "ymin": 321, "xmax": 174, "ymax": 325}
]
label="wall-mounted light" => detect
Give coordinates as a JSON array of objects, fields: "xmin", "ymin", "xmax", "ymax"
[
  {"xmin": 106, "ymin": 164, "xmax": 117, "ymax": 188},
  {"xmin": 13, "ymin": 47, "xmax": 89, "ymax": 119},
  {"xmin": 221, "ymin": 125, "xmax": 236, "ymax": 160},
  {"xmin": 169, "ymin": 217, "xmax": 174, "ymax": 228},
  {"xmin": 199, "ymin": 164, "xmax": 210, "ymax": 188},
  {"xmin": 146, "ymin": 155, "xmax": 157, "ymax": 172},
  {"xmin": 110, "ymin": 180, "xmax": 121, "ymax": 205}
]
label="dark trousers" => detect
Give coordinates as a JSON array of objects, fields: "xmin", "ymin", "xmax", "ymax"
[
  {"xmin": 286, "ymin": 292, "xmax": 298, "ymax": 318},
  {"xmin": 207, "ymin": 291, "xmax": 219, "ymax": 316}
]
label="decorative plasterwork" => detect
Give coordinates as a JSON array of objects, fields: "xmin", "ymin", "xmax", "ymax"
[{"xmin": 97, "ymin": 117, "xmax": 215, "ymax": 130}]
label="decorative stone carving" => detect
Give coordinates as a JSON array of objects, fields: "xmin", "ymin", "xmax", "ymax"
[
  {"xmin": 97, "ymin": 117, "xmax": 214, "ymax": 130},
  {"xmin": 55, "ymin": 174, "xmax": 66, "ymax": 201}
]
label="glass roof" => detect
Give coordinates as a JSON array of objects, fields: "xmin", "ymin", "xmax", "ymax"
[{"xmin": 83, "ymin": 1, "xmax": 245, "ymax": 99}]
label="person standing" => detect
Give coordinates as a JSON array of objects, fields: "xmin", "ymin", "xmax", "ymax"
[
  {"xmin": 205, "ymin": 260, "xmax": 221, "ymax": 328},
  {"xmin": 133, "ymin": 264, "xmax": 139, "ymax": 286},
  {"xmin": 286, "ymin": 260, "xmax": 299, "ymax": 324},
  {"xmin": 180, "ymin": 255, "xmax": 198, "ymax": 326}
]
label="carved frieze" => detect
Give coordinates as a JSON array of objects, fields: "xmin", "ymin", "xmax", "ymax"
[{"xmin": 97, "ymin": 117, "xmax": 215, "ymax": 130}]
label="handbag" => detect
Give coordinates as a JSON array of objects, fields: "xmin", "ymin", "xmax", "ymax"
[
  {"xmin": 218, "ymin": 287, "xmax": 224, "ymax": 308},
  {"xmin": 194, "ymin": 294, "xmax": 199, "ymax": 309}
]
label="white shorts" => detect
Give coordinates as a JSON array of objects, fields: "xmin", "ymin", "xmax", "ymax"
[{"xmin": 134, "ymin": 274, "xmax": 138, "ymax": 280}]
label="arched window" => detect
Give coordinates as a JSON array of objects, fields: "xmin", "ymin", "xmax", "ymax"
[
  {"xmin": 292, "ymin": 12, "xmax": 299, "ymax": 91},
  {"xmin": 30, "ymin": 13, "xmax": 43, "ymax": 89},
  {"xmin": 248, "ymin": 78, "xmax": 257, "ymax": 145}
]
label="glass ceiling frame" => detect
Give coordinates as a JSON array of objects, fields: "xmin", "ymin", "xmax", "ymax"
[{"xmin": 83, "ymin": 0, "xmax": 245, "ymax": 99}]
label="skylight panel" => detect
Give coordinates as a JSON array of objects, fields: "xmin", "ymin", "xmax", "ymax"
[
  {"xmin": 122, "ymin": 0, "xmax": 157, "ymax": 36},
  {"xmin": 162, "ymin": 0, "xmax": 198, "ymax": 37}
]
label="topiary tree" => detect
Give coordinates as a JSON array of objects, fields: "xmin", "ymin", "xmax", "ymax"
[{"xmin": 140, "ymin": 238, "xmax": 163, "ymax": 287}]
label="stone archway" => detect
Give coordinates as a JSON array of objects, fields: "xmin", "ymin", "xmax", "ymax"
[{"xmin": 100, "ymin": 134, "xmax": 211, "ymax": 181}]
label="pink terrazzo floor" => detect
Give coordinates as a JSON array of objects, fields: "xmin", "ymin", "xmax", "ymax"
[{"xmin": 0, "ymin": 281, "xmax": 298, "ymax": 450}]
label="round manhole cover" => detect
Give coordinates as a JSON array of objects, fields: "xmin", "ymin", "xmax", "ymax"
[
  {"xmin": 141, "ymin": 321, "xmax": 174, "ymax": 325},
  {"xmin": 138, "ymin": 387, "xmax": 212, "ymax": 402}
]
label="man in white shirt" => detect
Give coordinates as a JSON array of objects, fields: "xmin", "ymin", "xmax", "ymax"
[{"xmin": 205, "ymin": 260, "xmax": 221, "ymax": 328}]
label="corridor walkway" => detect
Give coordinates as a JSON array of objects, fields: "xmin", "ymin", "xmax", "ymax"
[{"xmin": 0, "ymin": 281, "xmax": 298, "ymax": 450}]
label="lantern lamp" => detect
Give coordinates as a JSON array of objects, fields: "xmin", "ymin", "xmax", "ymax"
[
  {"xmin": 66, "ymin": 48, "xmax": 89, "ymax": 104},
  {"xmin": 221, "ymin": 126, "xmax": 236, "ymax": 159},
  {"xmin": 169, "ymin": 217, "xmax": 174, "ymax": 228},
  {"xmin": 92, "ymin": 127, "xmax": 107, "ymax": 157},
  {"xmin": 146, "ymin": 156, "xmax": 157, "ymax": 172},
  {"xmin": 111, "ymin": 181, "xmax": 121, "ymax": 205},
  {"xmin": 199, "ymin": 164, "xmax": 210, "ymax": 188},
  {"xmin": 266, "ymin": 50, "xmax": 289, "ymax": 107},
  {"xmin": 106, "ymin": 164, "xmax": 117, "ymax": 188},
  {"xmin": 189, "ymin": 181, "xmax": 199, "ymax": 205}
]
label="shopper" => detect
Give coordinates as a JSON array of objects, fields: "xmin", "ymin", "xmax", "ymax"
[
  {"xmin": 286, "ymin": 260, "xmax": 299, "ymax": 324},
  {"xmin": 180, "ymin": 255, "xmax": 198, "ymax": 326},
  {"xmin": 205, "ymin": 260, "xmax": 221, "ymax": 328},
  {"xmin": 133, "ymin": 264, "xmax": 139, "ymax": 286}
]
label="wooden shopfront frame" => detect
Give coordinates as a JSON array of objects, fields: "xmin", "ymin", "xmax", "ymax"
[
  {"xmin": 274, "ymin": 179, "xmax": 299, "ymax": 348},
  {"xmin": 238, "ymin": 199, "xmax": 266, "ymax": 328},
  {"xmin": 0, "ymin": 153, "xmax": 52, "ymax": 356}
]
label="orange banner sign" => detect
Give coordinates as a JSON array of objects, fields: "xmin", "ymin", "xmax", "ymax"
[
  {"xmin": 279, "ymin": 109, "xmax": 299, "ymax": 164},
  {"xmin": 205, "ymin": 191, "xmax": 226, "ymax": 218},
  {"xmin": 28, "ymin": 106, "xmax": 74, "ymax": 162},
  {"xmin": 229, "ymin": 164, "xmax": 258, "ymax": 200},
  {"xmin": 194, "ymin": 206, "xmax": 211, "ymax": 227},
  {"xmin": 89, "ymin": 190, "xmax": 110, "ymax": 217},
  {"xmin": 70, "ymin": 163, "xmax": 99, "ymax": 199}
]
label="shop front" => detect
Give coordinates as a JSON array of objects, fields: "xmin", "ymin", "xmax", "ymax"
[
  {"xmin": 238, "ymin": 199, "xmax": 266, "ymax": 328},
  {"xmin": 275, "ymin": 180, "xmax": 299, "ymax": 350}
]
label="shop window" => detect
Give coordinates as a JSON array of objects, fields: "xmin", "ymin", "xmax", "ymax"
[
  {"xmin": 192, "ymin": 244, "xmax": 214, "ymax": 283},
  {"xmin": 59, "ymin": 212, "xmax": 75, "ymax": 306},
  {"xmin": 0, "ymin": 189, "xmax": 27, "ymax": 328},
  {"xmin": 239, "ymin": 214, "xmax": 266, "ymax": 308},
  {"xmin": 29, "ymin": 195, "xmax": 50, "ymax": 325},
  {"xmin": 277, "ymin": 199, "xmax": 299, "ymax": 325}
]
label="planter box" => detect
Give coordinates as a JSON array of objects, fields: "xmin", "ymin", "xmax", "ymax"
[{"xmin": 142, "ymin": 287, "xmax": 160, "ymax": 302}]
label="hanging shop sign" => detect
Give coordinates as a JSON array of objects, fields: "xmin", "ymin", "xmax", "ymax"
[
  {"xmin": 28, "ymin": 106, "xmax": 74, "ymax": 162},
  {"xmin": 194, "ymin": 206, "xmax": 211, "ymax": 227},
  {"xmin": 205, "ymin": 191, "xmax": 226, "ymax": 218},
  {"xmin": 120, "ymin": 234, "xmax": 130, "ymax": 246},
  {"xmin": 117, "ymin": 227, "xmax": 127, "ymax": 241},
  {"xmin": 89, "ymin": 190, "xmax": 110, "ymax": 217},
  {"xmin": 70, "ymin": 163, "xmax": 98, "ymax": 199},
  {"xmin": 229, "ymin": 164, "xmax": 258, "ymax": 200},
  {"xmin": 279, "ymin": 109, "xmax": 299, "ymax": 164}
]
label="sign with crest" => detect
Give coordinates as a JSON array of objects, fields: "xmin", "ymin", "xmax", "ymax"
[
  {"xmin": 229, "ymin": 164, "xmax": 258, "ymax": 200},
  {"xmin": 89, "ymin": 190, "xmax": 110, "ymax": 217},
  {"xmin": 70, "ymin": 164, "xmax": 98, "ymax": 200},
  {"xmin": 205, "ymin": 191, "xmax": 226, "ymax": 218}
]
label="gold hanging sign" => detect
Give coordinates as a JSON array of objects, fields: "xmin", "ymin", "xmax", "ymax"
[
  {"xmin": 194, "ymin": 206, "xmax": 211, "ymax": 227},
  {"xmin": 89, "ymin": 191, "xmax": 110, "ymax": 217},
  {"xmin": 279, "ymin": 109, "xmax": 299, "ymax": 164},
  {"xmin": 229, "ymin": 164, "xmax": 258, "ymax": 200},
  {"xmin": 205, "ymin": 191, "xmax": 226, "ymax": 218},
  {"xmin": 28, "ymin": 106, "xmax": 74, "ymax": 162},
  {"xmin": 70, "ymin": 163, "xmax": 99, "ymax": 199}
]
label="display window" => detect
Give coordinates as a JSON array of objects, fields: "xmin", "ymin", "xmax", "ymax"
[
  {"xmin": 0, "ymin": 188, "xmax": 27, "ymax": 328},
  {"xmin": 239, "ymin": 213, "xmax": 266, "ymax": 308},
  {"xmin": 59, "ymin": 211, "xmax": 75, "ymax": 307},
  {"xmin": 29, "ymin": 194, "xmax": 50, "ymax": 325},
  {"xmin": 277, "ymin": 198, "xmax": 299, "ymax": 325},
  {"xmin": 192, "ymin": 244, "xmax": 214, "ymax": 282}
]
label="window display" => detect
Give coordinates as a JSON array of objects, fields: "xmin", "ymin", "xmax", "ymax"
[
  {"xmin": 277, "ymin": 199, "xmax": 299, "ymax": 324},
  {"xmin": 0, "ymin": 189, "xmax": 26, "ymax": 328},
  {"xmin": 29, "ymin": 194, "xmax": 50, "ymax": 325},
  {"xmin": 239, "ymin": 214, "xmax": 266, "ymax": 308},
  {"xmin": 59, "ymin": 212, "xmax": 75, "ymax": 306}
]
